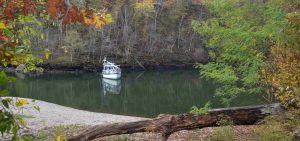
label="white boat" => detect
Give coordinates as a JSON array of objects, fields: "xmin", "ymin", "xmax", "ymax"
[{"xmin": 102, "ymin": 58, "xmax": 121, "ymax": 79}]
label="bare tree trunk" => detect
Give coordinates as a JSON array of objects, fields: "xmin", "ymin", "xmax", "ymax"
[{"xmin": 69, "ymin": 103, "xmax": 284, "ymax": 141}]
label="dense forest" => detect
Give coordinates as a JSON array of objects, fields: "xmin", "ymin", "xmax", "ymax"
[
  {"xmin": 0, "ymin": 0, "xmax": 300, "ymax": 140},
  {"xmin": 29, "ymin": 0, "xmax": 209, "ymax": 70}
]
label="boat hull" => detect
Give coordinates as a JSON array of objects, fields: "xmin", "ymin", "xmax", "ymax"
[{"xmin": 102, "ymin": 73, "xmax": 121, "ymax": 79}]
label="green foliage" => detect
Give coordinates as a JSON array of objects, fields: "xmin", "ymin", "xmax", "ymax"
[
  {"xmin": 190, "ymin": 101, "xmax": 211, "ymax": 115},
  {"xmin": 0, "ymin": 98, "xmax": 32, "ymax": 140},
  {"xmin": 193, "ymin": 0, "xmax": 289, "ymax": 104},
  {"xmin": 0, "ymin": 71, "xmax": 16, "ymax": 87},
  {"xmin": 15, "ymin": 14, "xmax": 43, "ymax": 48},
  {"xmin": 0, "ymin": 75, "xmax": 39, "ymax": 140},
  {"xmin": 23, "ymin": 54, "xmax": 44, "ymax": 73},
  {"xmin": 262, "ymin": 9, "xmax": 300, "ymax": 108}
]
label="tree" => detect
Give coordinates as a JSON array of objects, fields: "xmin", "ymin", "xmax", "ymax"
[
  {"xmin": 192, "ymin": 0, "xmax": 286, "ymax": 105},
  {"xmin": 0, "ymin": 0, "xmax": 111, "ymax": 139},
  {"xmin": 193, "ymin": 0, "xmax": 300, "ymax": 107},
  {"xmin": 62, "ymin": 30, "xmax": 85, "ymax": 63},
  {"xmin": 262, "ymin": 3, "xmax": 300, "ymax": 108}
]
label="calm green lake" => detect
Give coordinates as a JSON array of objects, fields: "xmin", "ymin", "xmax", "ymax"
[{"xmin": 10, "ymin": 70, "xmax": 272, "ymax": 117}]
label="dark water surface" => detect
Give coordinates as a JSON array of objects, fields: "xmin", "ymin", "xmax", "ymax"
[{"xmin": 10, "ymin": 70, "xmax": 271, "ymax": 117}]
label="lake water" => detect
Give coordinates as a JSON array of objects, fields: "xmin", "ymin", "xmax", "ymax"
[{"xmin": 10, "ymin": 70, "xmax": 272, "ymax": 117}]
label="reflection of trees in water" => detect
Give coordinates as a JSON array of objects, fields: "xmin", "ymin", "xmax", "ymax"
[
  {"xmin": 216, "ymin": 93, "xmax": 275, "ymax": 108},
  {"xmin": 9, "ymin": 71, "xmax": 272, "ymax": 117}
]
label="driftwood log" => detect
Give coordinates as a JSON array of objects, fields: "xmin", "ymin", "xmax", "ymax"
[{"xmin": 69, "ymin": 103, "xmax": 284, "ymax": 141}]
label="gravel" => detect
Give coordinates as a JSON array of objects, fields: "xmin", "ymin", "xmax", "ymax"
[{"xmin": 8, "ymin": 97, "xmax": 149, "ymax": 130}]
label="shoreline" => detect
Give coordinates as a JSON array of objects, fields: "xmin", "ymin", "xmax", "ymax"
[
  {"xmin": 0, "ymin": 63, "xmax": 198, "ymax": 74},
  {"xmin": 9, "ymin": 97, "xmax": 149, "ymax": 131}
]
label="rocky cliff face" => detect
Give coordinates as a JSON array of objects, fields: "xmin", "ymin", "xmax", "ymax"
[{"xmin": 33, "ymin": 0, "xmax": 208, "ymax": 70}]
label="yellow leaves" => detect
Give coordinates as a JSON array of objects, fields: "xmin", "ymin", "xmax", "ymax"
[
  {"xmin": 0, "ymin": 21, "xmax": 6, "ymax": 29},
  {"xmin": 104, "ymin": 14, "xmax": 112, "ymax": 24},
  {"xmin": 134, "ymin": 0, "xmax": 155, "ymax": 13},
  {"xmin": 15, "ymin": 99, "xmax": 29, "ymax": 107},
  {"xmin": 11, "ymin": 60, "xmax": 19, "ymax": 66},
  {"xmin": 40, "ymin": 33, "xmax": 44, "ymax": 40},
  {"xmin": 57, "ymin": 135, "xmax": 67, "ymax": 141},
  {"xmin": 263, "ymin": 37, "xmax": 300, "ymax": 108},
  {"xmin": 19, "ymin": 99, "xmax": 28, "ymax": 105},
  {"xmin": 44, "ymin": 49, "xmax": 51, "ymax": 59},
  {"xmin": 81, "ymin": 10, "xmax": 111, "ymax": 29}
]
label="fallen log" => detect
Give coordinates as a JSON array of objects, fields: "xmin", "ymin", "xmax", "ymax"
[{"xmin": 69, "ymin": 103, "xmax": 284, "ymax": 141}]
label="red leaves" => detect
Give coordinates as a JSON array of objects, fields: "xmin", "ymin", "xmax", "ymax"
[
  {"xmin": 99, "ymin": 16, "xmax": 107, "ymax": 24},
  {"xmin": 3, "ymin": 0, "xmax": 18, "ymax": 19},
  {"xmin": 1, "ymin": 0, "xmax": 37, "ymax": 20},
  {"xmin": 0, "ymin": 31, "xmax": 17, "ymax": 62},
  {"xmin": 22, "ymin": 0, "xmax": 37, "ymax": 15},
  {"xmin": 0, "ymin": 0, "xmax": 4, "ymax": 7},
  {"xmin": 0, "ymin": 35, "xmax": 8, "ymax": 41},
  {"xmin": 62, "ymin": 7, "xmax": 83, "ymax": 25},
  {"xmin": 48, "ymin": 0, "xmax": 84, "ymax": 25},
  {"xmin": 47, "ymin": 0, "xmax": 109, "ymax": 28},
  {"xmin": 0, "ymin": 0, "xmax": 110, "ymax": 29}
]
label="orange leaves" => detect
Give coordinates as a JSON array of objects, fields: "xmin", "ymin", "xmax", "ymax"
[
  {"xmin": 47, "ymin": 0, "xmax": 111, "ymax": 28},
  {"xmin": 48, "ymin": 0, "xmax": 83, "ymax": 25},
  {"xmin": 48, "ymin": 0, "xmax": 57, "ymax": 19},
  {"xmin": 48, "ymin": 0, "xmax": 64, "ymax": 19},
  {"xmin": 82, "ymin": 10, "xmax": 94, "ymax": 25},
  {"xmin": 81, "ymin": 10, "xmax": 108, "ymax": 28},
  {"xmin": 62, "ymin": 7, "xmax": 83, "ymax": 25},
  {"xmin": 0, "ymin": 0, "xmax": 111, "ymax": 28}
]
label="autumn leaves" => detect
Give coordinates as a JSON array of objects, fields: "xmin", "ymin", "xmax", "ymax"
[{"xmin": 47, "ymin": 0, "xmax": 112, "ymax": 28}]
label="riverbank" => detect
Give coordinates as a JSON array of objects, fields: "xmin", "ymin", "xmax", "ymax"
[
  {"xmin": 15, "ymin": 98, "xmax": 149, "ymax": 129},
  {"xmin": 1, "ymin": 98, "xmax": 298, "ymax": 141},
  {"xmin": 1, "ymin": 63, "xmax": 198, "ymax": 74},
  {"xmin": 0, "ymin": 97, "xmax": 148, "ymax": 140},
  {"xmin": 4, "ymin": 97, "xmax": 257, "ymax": 141}
]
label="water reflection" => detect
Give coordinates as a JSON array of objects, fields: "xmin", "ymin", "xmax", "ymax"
[
  {"xmin": 9, "ymin": 71, "xmax": 271, "ymax": 117},
  {"xmin": 102, "ymin": 78, "xmax": 121, "ymax": 95}
]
